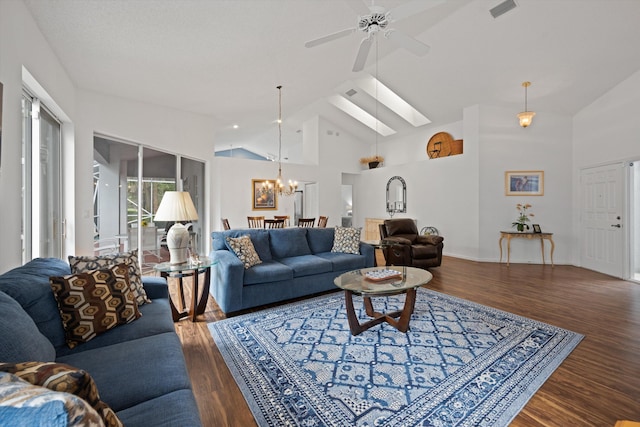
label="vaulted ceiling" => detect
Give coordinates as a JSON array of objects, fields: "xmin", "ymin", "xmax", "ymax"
[{"xmin": 23, "ymin": 0, "xmax": 640, "ymax": 159}]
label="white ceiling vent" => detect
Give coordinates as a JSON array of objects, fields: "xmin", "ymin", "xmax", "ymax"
[{"xmin": 490, "ymin": 0, "xmax": 517, "ymax": 19}]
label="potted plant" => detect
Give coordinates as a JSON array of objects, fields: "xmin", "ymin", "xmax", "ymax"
[
  {"xmin": 359, "ymin": 155, "xmax": 385, "ymax": 169},
  {"xmin": 512, "ymin": 203, "xmax": 534, "ymax": 232}
]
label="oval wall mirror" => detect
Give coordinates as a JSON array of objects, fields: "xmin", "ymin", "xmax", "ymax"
[{"xmin": 386, "ymin": 176, "xmax": 406, "ymax": 217}]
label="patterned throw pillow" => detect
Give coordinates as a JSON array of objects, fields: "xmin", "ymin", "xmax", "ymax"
[
  {"xmin": 331, "ymin": 227, "xmax": 362, "ymax": 255},
  {"xmin": 69, "ymin": 249, "xmax": 151, "ymax": 305},
  {"xmin": 0, "ymin": 362, "xmax": 122, "ymax": 427},
  {"xmin": 226, "ymin": 235, "xmax": 262, "ymax": 269},
  {"xmin": 0, "ymin": 372, "xmax": 104, "ymax": 427},
  {"xmin": 49, "ymin": 264, "xmax": 141, "ymax": 349}
]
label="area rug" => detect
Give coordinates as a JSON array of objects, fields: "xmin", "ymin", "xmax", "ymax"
[{"xmin": 208, "ymin": 288, "xmax": 583, "ymax": 427}]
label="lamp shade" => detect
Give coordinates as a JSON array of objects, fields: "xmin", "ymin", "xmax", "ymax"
[
  {"xmin": 517, "ymin": 111, "xmax": 536, "ymax": 128},
  {"xmin": 154, "ymin": 191, "xmax": 199, "ymax": 222},
  {"xmin": 154, "ymin": 191, "xmax": 199, "ymax": 264}
]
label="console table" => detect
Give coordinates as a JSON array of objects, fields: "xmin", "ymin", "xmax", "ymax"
[{"xmin": 499, "ymin": 231, "xmax": 555, "ymax": 266}]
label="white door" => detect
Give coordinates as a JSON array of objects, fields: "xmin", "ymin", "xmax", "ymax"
[{"xmin": 580, "ymin": 163, "xmax": 624, "ymax": 277}]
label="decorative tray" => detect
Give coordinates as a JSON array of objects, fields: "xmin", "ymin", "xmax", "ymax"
[{"xmin": 364, "ymin": 269, "xmax": 403, "ymax": 282}]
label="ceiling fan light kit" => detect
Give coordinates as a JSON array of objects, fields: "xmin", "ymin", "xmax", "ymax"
[{"xmin": 518, "ymin": 81, "xmax": 536, "ymax": 128}]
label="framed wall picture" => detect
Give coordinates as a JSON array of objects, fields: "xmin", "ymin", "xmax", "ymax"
[
  {"xmin": 505, "ymin": 170, "xmax": 544, "ymax": 196},
  {"xmin": 532, "ymin": 224, "xmax": 542, "ymax": 233},
  {"xmin": 252, "ymin": 179, "xmax": 277, "ymax": 210}
]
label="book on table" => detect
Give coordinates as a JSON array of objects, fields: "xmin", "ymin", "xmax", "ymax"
[{"xmin": 364, "ymin": 269, "xmax": 403, "ymax": 282}]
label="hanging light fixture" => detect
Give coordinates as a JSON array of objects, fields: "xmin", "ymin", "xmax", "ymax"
[
  {"xmin": 265, "ymin": 85, "xmax": 297, "ymax": 197},
  {"xmin": 517, "ymin": 81, "xmax": 535, "ymax": 128}
]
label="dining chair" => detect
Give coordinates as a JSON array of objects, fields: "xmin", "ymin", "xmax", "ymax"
[
  {"xmin": 317, "ymin": 216, "xmax": 328, "ymax": 228},
  {"xmin": 297, "ymin": 218, "xmax": 315, "ymax": 227},
  {"xmin": 264, "ymin": 219, "xmax": 285, "ymax": 229},
  {"xmin": 274, "ymin": 215, "xmax": 290, "ymax": 227},
  {"xmin": 247, "ymin": 216, "xmax": 265, "ymax": 228},
  {"xmin": 221, "ymin": 218, "xmax": 230, "ymax": 230}
]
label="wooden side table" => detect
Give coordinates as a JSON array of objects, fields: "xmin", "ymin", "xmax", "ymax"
[
  {"xmin": 153, "ymin": 257, "xmax": 215, "ymax": 322},
  {"xmin": 499, "ymin": 231, "xmax": 555, "ymax": 266}
]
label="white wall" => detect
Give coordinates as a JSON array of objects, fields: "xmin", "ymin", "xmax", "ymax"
[
  {"xmin": 0, "ymin": 0, "xmax": 77, "ymax": 271},
  {"xmin": 75, "ymin": 90, "xmax": 218, "ymax": 255},
  {"xmin": 572, "ymin": 69, "xmax": 640, "ymax": 267},
  {"xmin": 478, "ymin": 105, "xmax": 573, "ymax": 264},
  {"xmin": 211, "ymin": 116, "xmax": 369, "ymax": 234},
  {"xmin": 354, "ymin": 103, "xmax": 574, "ymax": 265}
]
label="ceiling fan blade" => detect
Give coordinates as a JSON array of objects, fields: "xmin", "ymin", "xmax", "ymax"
[
  {"xmin": 305, "ymin": 27, "xmax": 356, "ymax": 48},
  {"xmin": 352, "ymin": 37, "xmax": 374, "ymax": 72},
  {"xmin": 388, "ymin": 0, "xmax": 446, "ymax": 23},
  {"xmin": 386, "ymin": 30, "xmax": 430, "ymax": 56}
]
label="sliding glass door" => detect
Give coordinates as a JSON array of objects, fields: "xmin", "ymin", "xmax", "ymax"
[{"xmin": 93, "ymin": 136, "xmax": 205, "ymax": 269}]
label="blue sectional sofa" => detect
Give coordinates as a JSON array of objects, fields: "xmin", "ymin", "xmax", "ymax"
[
  {"xmin": 209, "ymin": 227, "xmax": 375, "ymax": 314},
  {"xmin": 0, "ymin": 257, "xmax": 202, "ymax": 426}
]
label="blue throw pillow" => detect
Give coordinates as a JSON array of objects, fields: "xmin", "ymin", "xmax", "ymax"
[
  {"xmin": 0, "ymin": 291, "xmax": 55, "ymax": 363},
  {"xmin": 306, "ymin": 228, "xmax": 335, "ymax": 254},
  {"xmin": 269, "ymin": 228, "xmax": 312, "ymax": 259}
]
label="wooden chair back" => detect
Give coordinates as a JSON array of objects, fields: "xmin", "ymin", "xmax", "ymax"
[
  {"xmin": 274, "ymin": 215, "xmax": 290, "ymax": 227},
  {"xmin": 317, "ymin": 216, "xmax": 328, "ymax": 228},
  {"xmin": 221, "ymin": 218, "xmax": 230, "ymax": 230},
  {"xmin": 264, "ymin": 219, "xmax": 285, "ymax": 229},
  {"xmin": 247, "ymin": 216, "xmax": 265, "ymax": 228},
  {"xmin": 297, "ymin": 218, "xmax": 315, "ymax": 228}
]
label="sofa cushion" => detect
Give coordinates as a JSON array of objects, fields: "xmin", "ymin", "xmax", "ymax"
[
  {"xmin": 116, "ymin": 389, "xmax": 202, "ymax": 427},
  {"xmin": 315, "ymin": 252, "xmax": 369, "ymax": 271},
  {"xmin": 416, "ymin": 235, "xmax": 444, "ymax": 245},
  {"xmin": 306, "ymin": 228, "xmax": 335, "ymax": 254},
  {"xmin": 0, "ymin": 290, "xmax": 55, "ymax": 363},
  {"xmin": 56, "ymin": 332, "xmax": 193, "ymax": 413},
  {"xmin": 49, "ymin": 264, "xmax": 141, "ymax": 349},
  {"xmin": 0, "ymin": 361, "xmax": 122, "ymax": 427},
  {"xmin": 54, "ymin": 298, "xmax": 176, "ymax": 357},
  {"xmin": 226, "ymin": 235, "xmax": 262, "ymax": 269},
  {"xmin": 269, "ymin": 228, "xmax": 311, "ymax": 259},
  {"xmin": 0, "ymin": 372, "xmax": 103, "ymax": 426},
  {"xmin": 384, "ymin": 218, "xmax": 418, "ymax": 236},
  {"xmin": 69, "ymin": 249, "xmax": 151, "ymax": 306},
  {"xmin": 278, "ymin": 255, "xmax": 333, "ymax": 278},
  {"xmin": 0, "ymin": 258, "xmax": 70, "ymax": 349},
  {"xmin": 411, "ymin": 244, "xmax": 439, "ymax": 259},
  {"xmin": 213, "ymin": 229, "xmax": 272, "ymax": 261},
  {"xmin": 243, "ymin": 260, "xmax": 293, "ymax": 286},
  {"xmin": 331, "ymin": 227, "xmax": 361, "ymax": 255}
]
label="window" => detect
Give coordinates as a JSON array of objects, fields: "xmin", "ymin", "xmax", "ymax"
[{"xmin": 22, "ymin": 91, "xmax": 62, "ymax": 261}]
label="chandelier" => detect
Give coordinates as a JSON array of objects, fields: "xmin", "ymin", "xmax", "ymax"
[{"xmin": 266, "ymin": 85, "xmax": 297, "ymax": 196}]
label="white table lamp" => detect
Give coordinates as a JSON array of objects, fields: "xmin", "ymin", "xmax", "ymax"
[{"xmin": 154, "ymin": 191, "xmax": 199, "ymax": 264}]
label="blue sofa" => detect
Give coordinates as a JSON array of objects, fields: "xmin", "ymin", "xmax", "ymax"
[
  {"xmin": 0, "ymin": 258, "xmax": 202, "ymax": 426},
  {"xmin": 209, "ymin": 227, "xmax": 375, "ymax": 314}
]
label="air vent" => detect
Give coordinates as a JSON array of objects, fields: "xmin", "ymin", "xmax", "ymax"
[
  {"xmin": 345, "ymin": 88, "xmax": 357, "ymax": 97},
  {"xmin": 490, "ymin": 0, "xmax": 517, "ymax": 18}
]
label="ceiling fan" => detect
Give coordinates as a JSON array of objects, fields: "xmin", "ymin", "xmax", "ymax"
[{"xmin": 305, "ymin": 0, "xmax": 444, "ymax": 72}]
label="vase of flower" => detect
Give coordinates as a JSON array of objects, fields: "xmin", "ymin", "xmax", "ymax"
[{"xmin": 512, "ymin": 203, "xmax": 534, "ymax": 232}]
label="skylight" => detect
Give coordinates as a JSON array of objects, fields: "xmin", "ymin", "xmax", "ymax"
[
  {"xmin": 328, "ymin": 95, "xmax": 396, "ymax": 136},
  {"xmin": 355, "ymin": 75, "xmax": 431, "ymax": 127}
]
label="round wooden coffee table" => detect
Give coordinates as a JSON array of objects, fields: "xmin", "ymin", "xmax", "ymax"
[{"xmin": 333, "ymin": 266, "xmax": 433, "ymax": 335}]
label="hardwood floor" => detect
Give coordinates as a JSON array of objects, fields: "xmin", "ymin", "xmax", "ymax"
[{"xmin": 170, "ymin": 257, "xmax": 640, "ymax": 426}]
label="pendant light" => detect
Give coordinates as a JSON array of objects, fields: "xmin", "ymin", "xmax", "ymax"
[
  {"xmin": 517, "ymin": 81, "xmax": 535, "ymax": 128},
  {"xmin": 265, "ymin": 85, "xmax": 297, "ymax": 197}
]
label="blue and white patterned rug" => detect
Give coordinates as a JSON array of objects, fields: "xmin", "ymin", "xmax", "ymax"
[{"xmin": 208, "ymin": 288, "xmax": 583, "ymax": 426}]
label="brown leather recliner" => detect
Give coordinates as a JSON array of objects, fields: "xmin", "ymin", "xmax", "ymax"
[{"xmin": 378, "ymin": 218, "xmax": 444, "ymax": 269}]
